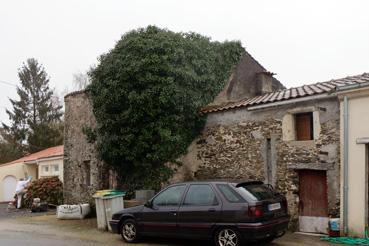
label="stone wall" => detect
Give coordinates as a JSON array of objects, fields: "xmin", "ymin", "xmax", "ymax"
[
  {"xmin": 63, "ymin": 90, "xmax": 110, "ymax": 204},
  {"xmin": 174, "ymin": 97, "xmax": 340, "ymax": 229},
  {"xmin": 212, "ymin": 52, "xmax": 285, "ymax": 105}
]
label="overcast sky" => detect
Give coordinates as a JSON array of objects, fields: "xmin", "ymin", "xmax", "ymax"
[{"xmin": 1, "ymin": 0, "xmax": 369, "ymax": 123}]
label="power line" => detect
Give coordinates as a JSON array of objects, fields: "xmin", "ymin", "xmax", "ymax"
[{"xmin": 0, "ymin": 80, "xmax": 17, "ymax": 87}]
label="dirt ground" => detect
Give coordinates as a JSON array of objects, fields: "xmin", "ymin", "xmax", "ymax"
[
  {"xmin": 0, "ymin": 202, "xmax": 54, "ymax": 220},
  {"xmin": 0, "ymin": 212, "xmax": 333, "ymax": 246},
  {"xmin": 0, "ymin": 204, "xmax": 332, "ymax": 246}
]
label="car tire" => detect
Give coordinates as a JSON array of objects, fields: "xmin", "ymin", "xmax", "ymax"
[
  {"xmin": 120, "ymin": 219, "xmax": 140, "ymax": 243},
  {"xmin": 214, "ymin": 227, "xmax": 243, "ymax": 246}
]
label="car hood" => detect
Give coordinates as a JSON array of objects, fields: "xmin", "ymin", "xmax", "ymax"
[{"xmin": 118, "ymin": 204, "xmax": 144, "ymax": 215}]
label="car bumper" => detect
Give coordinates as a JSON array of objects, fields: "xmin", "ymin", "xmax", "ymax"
[
  {"xmin": 109, "ymin": 219, "xmax": 120, "ymax": 234},
  {"xmin": 237, "ymin": 216, "xmax": 290, "ymax": 240}
]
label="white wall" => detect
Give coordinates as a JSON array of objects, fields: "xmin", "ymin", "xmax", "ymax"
[
  {"xmin": 0, "ymin": 162, "xmax": 36, "ymax": 202},
  {"xmin": 340, "ymin": 88, "xmax": 369, "ymax": 237},
  {"xmin": 37, "ymin": 158, "xmax": 64, "ymax": 182}
]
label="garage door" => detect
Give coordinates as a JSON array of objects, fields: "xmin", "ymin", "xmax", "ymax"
[{"xmin": 3, "ymin": 175, "xmax": 17, "ymax": 201}]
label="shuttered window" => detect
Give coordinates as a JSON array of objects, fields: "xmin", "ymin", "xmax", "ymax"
[{"xmin": 295, "ymin": 112, "xmax": 313, "ymax": 141}]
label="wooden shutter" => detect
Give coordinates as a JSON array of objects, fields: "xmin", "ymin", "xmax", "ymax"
[{"xmin": 295, "ymin": 113, "xmax": 313, "ymax": 141}]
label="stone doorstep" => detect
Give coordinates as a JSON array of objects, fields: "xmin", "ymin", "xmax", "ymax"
[{"xmin": 294, "ymin": 232, "xmax": 327, "ymax": 237}]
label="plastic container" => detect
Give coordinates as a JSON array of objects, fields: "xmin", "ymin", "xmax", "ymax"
[
  {"xmin": 93, "ymin": 190, "xmax": 125, "ymax": 231},
  {"xmin": 329, "ymin": 218, "xmax": 340, "ymax": 237}
]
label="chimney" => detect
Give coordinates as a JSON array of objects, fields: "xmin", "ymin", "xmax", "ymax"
[{"xmin": 256, "ymin": 71, "xmax": 275, "ymax": 95}]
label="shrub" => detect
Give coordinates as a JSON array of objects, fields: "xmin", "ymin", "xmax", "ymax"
[{"xmin": 23, "ymin": 177, "xmax": 63, "ymax": 207}]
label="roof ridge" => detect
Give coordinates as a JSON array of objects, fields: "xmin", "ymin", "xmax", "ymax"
[{"xmin": 201, "ymin": 72, "xmax": 369, "ymax": 114}]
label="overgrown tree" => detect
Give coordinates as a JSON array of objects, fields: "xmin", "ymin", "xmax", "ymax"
[
  {"xmin": 72, "ymin": 72, "xmax": 90, "ymax": 90},
  {"xmin": 1, "ymin": 58, "xmax": 63, "ymax": 155},
  {"xmin": 88, "ymin": 26, "xmax": 244, "ymax": 192},
  {"xmin": 0, "ymin": 127, "xmax": 23, "ymax": 163}
]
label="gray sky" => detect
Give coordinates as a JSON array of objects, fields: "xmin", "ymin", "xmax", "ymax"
[{"xmin": 1, "ymin": 0, "xmax": 369, "ymax": 123}]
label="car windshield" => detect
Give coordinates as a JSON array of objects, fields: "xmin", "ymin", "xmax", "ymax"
[{"xmin": 236, "ymin": 184, "xmax": 275, "ymax": 201}]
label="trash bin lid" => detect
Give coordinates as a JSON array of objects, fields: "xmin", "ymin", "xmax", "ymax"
[{"xmin": 93, "ymin": 189, "xmax": 126, "ymax": 198}]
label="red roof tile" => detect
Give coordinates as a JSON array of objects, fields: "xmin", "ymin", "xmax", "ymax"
[
  {"xmin": 202, "ymin": 73, "xmax": 369, "ymax": 114},
  {"xmin": 0, "ymin": 145, "xmax": 64, "ymax": 166}
]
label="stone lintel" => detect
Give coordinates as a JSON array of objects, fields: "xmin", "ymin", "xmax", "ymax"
[{"xmin": 287, "ymin": 162, "xmax": 334, "ymax": 170}]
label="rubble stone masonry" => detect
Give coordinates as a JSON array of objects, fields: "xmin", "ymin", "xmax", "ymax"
[
  {"xmin": 173, "ymin": 98, "xmax": 340, "ymax": 229},
  {"xmin": 63, "ymin": 91, "xmax": 109, "ymax": 204}
]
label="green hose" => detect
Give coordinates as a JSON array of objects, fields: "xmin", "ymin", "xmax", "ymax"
[{"xmin": 321, "ymin": 227, "xmax": 369, "ymax": 245}]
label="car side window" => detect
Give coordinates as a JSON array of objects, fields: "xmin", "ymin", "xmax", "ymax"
[
  {"xmin": 183, "ymin": 184, "xmax": 218, "ymax": 206},
  {"xmin": 152, "ymin": 185, "xmax": 186, "ymax": 207},
  {"xmin": 217, "ymin": 184, "xmax": 245, "ymax": 203}
]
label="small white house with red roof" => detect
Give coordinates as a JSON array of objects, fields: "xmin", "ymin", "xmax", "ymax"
[{"xmin": 0, "ymin": 145, "xmax": 64, "ymax": 202}]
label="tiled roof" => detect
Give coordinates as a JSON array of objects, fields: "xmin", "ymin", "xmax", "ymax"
[
  {"xmin": 0, "ymin": 145, "xmax": 64, "ymax": 166},
  {"xmin": 202, "ymin": 73, "xmax": 369, "ymax": 114}
]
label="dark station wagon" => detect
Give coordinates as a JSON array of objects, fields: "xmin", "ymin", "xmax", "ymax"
[{"xmin": 110, "ymin": 181, "xmax": 289, "ymax": 246}]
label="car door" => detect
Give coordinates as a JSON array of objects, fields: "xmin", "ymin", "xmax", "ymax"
[
  {"xmin": 140, "ymin": 184, "xmax": 187, "ymax": 237},
  {"xmin": 177, "ymin": 184, "xmax": 222, "ymax": 239}
]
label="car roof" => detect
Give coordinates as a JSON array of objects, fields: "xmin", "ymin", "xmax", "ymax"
[{"xmin": 171, "ymin": 180, "xmax": 264, "ymax": 186}]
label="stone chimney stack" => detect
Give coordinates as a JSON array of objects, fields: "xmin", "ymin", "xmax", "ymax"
[{"xmin": 256, "ymin": 71, "xmax": 275, "ymax": 95}]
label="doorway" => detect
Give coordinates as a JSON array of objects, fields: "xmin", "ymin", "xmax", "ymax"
[
  {"xmin": 2, "ymin": 175, "xmax": 17, "ymax": 202},
  {"xmin": 298, "ymin": 170, "xmax": 329, "ymax": 233}
]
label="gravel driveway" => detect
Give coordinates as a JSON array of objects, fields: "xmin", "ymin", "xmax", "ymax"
[{"xmin": 0, "ymin": 211, "xmax": 332, "ymax": 246}]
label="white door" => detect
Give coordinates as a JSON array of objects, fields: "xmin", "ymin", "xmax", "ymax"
[{"xmin": 3, "ymin": 175, "xmax": 17, "ymax": 201}]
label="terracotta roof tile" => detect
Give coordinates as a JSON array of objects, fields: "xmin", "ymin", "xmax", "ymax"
[
  {"xmin": 0, "ymin": 145, "xmax": 64, "ymax": 166},
  {"xmin": 201, "ymin": 73, "xmax": 369, "ymax": 114}
]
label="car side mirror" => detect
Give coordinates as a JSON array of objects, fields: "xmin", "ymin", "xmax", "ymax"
[{"xmin": 144, "ymin": 200, "xmax": 153, "ymax": 208}]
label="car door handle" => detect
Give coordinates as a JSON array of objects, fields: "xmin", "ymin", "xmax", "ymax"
[
  {"xmin": 208, "ymin": 208, "xmax": 216, "ymax": 212},
  {"xmin": 170, "ymin": 211, "xmax": 177, "ymax": 216}
]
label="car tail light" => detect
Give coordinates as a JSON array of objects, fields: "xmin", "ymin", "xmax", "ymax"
[{"xmin": 248, "ymin": 205, "xmax": 264, "ymax": 218}]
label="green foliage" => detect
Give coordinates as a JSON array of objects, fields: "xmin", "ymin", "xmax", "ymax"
[
  {"xmin": 0, "ymin": 128, "xmax": 23, "ymax": 163},
  {"xmin": 82, "ymin": 126, "xmax": 97, "ymax": 144},
  {"xmin": 1, "ymin": 58, "xmax": 63, "ymax": 156},
  {"xmin": 88, "ymin": 26, "xmax": 244, "ymax": 190},
  {"xmin": 24, "ymin": 177, "xmax": 63, "ymax": 207}
]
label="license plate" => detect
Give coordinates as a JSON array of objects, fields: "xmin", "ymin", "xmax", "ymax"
[{"xmin": 268, "ymin": 203, "xmax": 281, "ymax": 211}]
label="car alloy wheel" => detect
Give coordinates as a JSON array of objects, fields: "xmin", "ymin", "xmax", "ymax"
[
  {"xmin": 217, "ymin": 228, "xmax": 239, "ymax": 246},
  {"xmin": 122, "ymin": 221, "xmax": 137, "ymax": 242}
]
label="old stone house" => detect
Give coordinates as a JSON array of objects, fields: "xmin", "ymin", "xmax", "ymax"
[
  {"xmin": 63, "ymin": 49, "xmax": 368, "ymax": 233},
  {"xmin": 62, "ymin": 51, "xmax": 283, "ymax": 203},
  {"xmin": 173, "ymin": 72, "xmax": 369, "ymax": 234}
]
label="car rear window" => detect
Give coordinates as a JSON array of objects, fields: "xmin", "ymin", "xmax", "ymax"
[
  {"xmin": 183, "ymin": 184, "xmax": 218, "ymax": 206},
  {"xmin": 217, "ymin": 184, "xmax": 245, "ymax": 203},
  {"xmin": 236, "ymin": 184, "xmax": 275, "ymax": 201}
]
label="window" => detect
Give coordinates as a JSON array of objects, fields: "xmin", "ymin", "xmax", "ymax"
[
  {"xmin": 295, "ymin": 112, "xmax": 313, "ymax": 141},
  {"xmin": 52, "ymin": 164, "xmax": 59, "ymax": 173},
  {"xmin": 217, "ymin": 184, "xmax": 244, "ymax": 203},
  {"xmin": 153, "ymin": 185, "xmax": 186, "ymax": 207},
  {"xmin": 42, "ymin": 165, "xmax": 49, "ymax": 174},
  {"xmin": 183, "ymin": 184, "xmax": 218, "ymax": 206}
]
